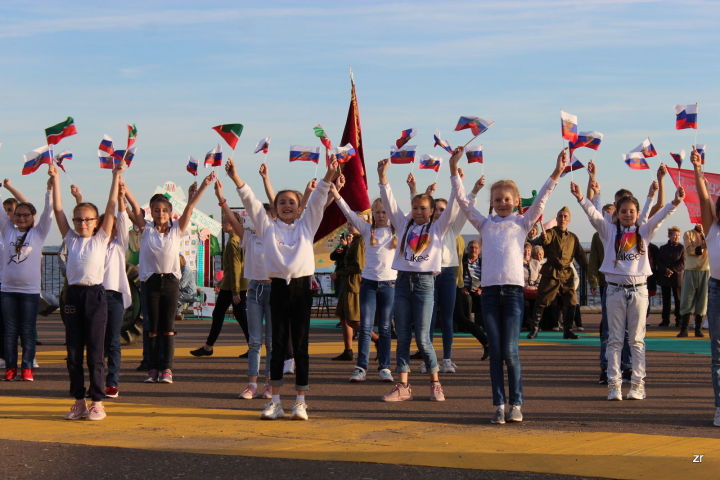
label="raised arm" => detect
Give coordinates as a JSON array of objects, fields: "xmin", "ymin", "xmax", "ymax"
[
  {"xmin": 116, "ymin": 183, "xmax": 131, "ymax": 250},
  {"xmin": 406, "ymin": 172, "xmax": 417, "ymax": 197},
  {"xmin": 215, "ymin": 178, "xmax": 244, "ymax": 239},
  {"xmin": 2, "ymin": 178, "xmax": 29, "ymax": 203},
  {"xmin": 49, "ymin": 164, "xmax": 70, "ymax": 237},
  {"xmin": 331, "ymin": 175, "xmax": 371, "ymax": 237},
  {"xmin": 121, "ymin": 180, "xmax": 144, "ymax": 227},
  {"xmin": 692, "ymin": 149, "xmax": 715, "ymax": 235},
  {"xmin": 520, "ymin": 149, "xmax": 566, "ymax": 230},
  {"xmin": 300, "ymin": 178, "xmax": 317, "ymax": 214},
  {"xmin": 640, "ymin": 186, "xmax": 684, "ymax": 241},
  {"xmin": 70, "ymin": 184, "xmax": 83, "ymax": 204},
  {"xmin": 178, "ymin": 172, "xmax": 215, "ymax": 233},
  {"xmin": 301, "ymin": 158, "xmax": 338, "ymax": 232},
  {"xmin": 649, "ymin": 164, "xmax": 667, "ymax": 218},
  {"xmin": 570, "ymin": 181, "xmax": 612, "ymax": 238},
  {"xmin": 99, "ymin": 164, "xmax": 123, "ymax": 236},
  {"xmin": 259, "ymin": 163, "xmax": 276, "ymax": 205},
  {"xmin": 377, "ymin": 159, "xmax": 410, "ymax": 230}
]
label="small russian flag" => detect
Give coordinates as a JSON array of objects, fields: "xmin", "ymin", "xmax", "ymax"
[
  {"xmin": 675, "ymin": 103, "xmax": 698, "ymax": 130},
  {"xmin": 670, "ymin": 150, "xmax": 686, "ymax": 168},
  {"xmin": 419, "ymin": 154, "xmax": 441, "ymax": 172},
  {"xmin": 334, "ymin": 144, "xmax": 357, "ymax": 164},
  {"xmin": 204, "ymin": 144, "xmax": 223, "ymax": 167},
  {"xmin": 396, "ymin": 128, "xmax": 416, "ymax": 149},
  {"xmin": 99, "ymin": 134, "xmax": 114, "ymax": 155},
  {"xmin": 254, "ymin": 137, "xmax": 270, "ymax": 154},
  {"xmin": 631, "ymin": 138, "xmax": 657, "ymax": 158},
  {"xmin": 22, "ymin": 146, "xmax": 52, "ymax": 175},
  {"xmin": 624, "ymin": 152, "xmax": 650, "ymax": 170},
  {"xmin": 560, "ymin": 110, "xmax": 578, "ymax": 143},
  {"xmin": 113, "ymin": 146, "xmax": 137, "ymax": 167},
  {"xmin": 55, "ymin": 150, "xmax": 72, "ymax": 172},
  {"xmin": 465, "ymin": 145, "xmax": 483, "ymax": 164},
  {"xmin": 433, "ymin": 131, "xmax": 453, "ymax": 154},
  {"xmin": 694, "ymin": 144, "xmax": 706, "ymax": 163},
  {"xmin": 98, "ymin": 151, "xmax": 115, "ymax": 170},
  {"xmin": 569, "ymin": 131, "xmax": 603, "ymax": 153},
  {"xmin": 560, "ymin": 158, "xmax": 584, "ymax": 177},
  {"xmin": 289, "ymin": 145, "xmax": 320, "ymax": 163},
  {"xmin": 187, "ymin": 156, "xmax": 199, "ymax": 176},
  {"xmin": 455, "ymin": 116, "xmax": 494, "ymax": 136},
  {"xmin": 390, "ymin": 145, "xmax": 417, "ymax": 164}
]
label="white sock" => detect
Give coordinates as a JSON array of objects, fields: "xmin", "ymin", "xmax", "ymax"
[
  {"xmin": 248, "ymin": 382, "xmax": 257, "ymax": 389},
  {"xmin": 494, "ymin": 404, "xmax": 505, "ymax": 411},
  {"xmin": 271, "ymin": 394, "xmax": 280, "ymax": 403},
  {"xmin": 296, "ymin": 394, "xmax": 305, "ymax": 404}
]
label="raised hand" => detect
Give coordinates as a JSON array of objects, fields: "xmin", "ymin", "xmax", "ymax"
[
  {"xmin": 648, "ymin": 180, "xmax": 659, "ymax": 198},
  {"xmin": 691, "ymin": 148, "xmax": 703, "ymax": 169},
  {"xmin": 425, "ymin": 182, "xmax": 437, "ymax": 196},
  {"xmin": 201, "ymin": 171, "xmax": 216, "ymax": 188},
  {"xmin": 214, "ymin": 178, "xmax": 224, "ymax": 199},
  {"xmin": 657, "ymin": 163, "xmax": 667, "ymax": 180},
  {"xmin": 259, "ymin": 163, "xmax": 269, "ymax": 178},
  {"xmin": 377, "ymin": 159, "xmax": 390, "ymax": 184},
  {"xmin": 673, "ymin": 186, "xmax": 686, "ymax": 206},
  {"xmin": 472, "ymin": 175, "xmax": 486, "ymax": 194},
  {"xmin": 587, "ymin": 160, "xmax": 596, "ymax": 178},
  {"xmin": 570, "ymin": 181, "xmax": 583, "ymax": 201},
  {"xmin": 552, "ymin": 149, "xmax": 569, "ymax": 178},
  {"xmin": 406, "ymin": 172, "xmax": 416, "ymax": 189},
  {"xmin": 323, "ymin": 158, "xmax": 339, "ymax": 182},
  {"xmin": 335, "ymin": 173, "xmax": 346, "ymax": 191}
]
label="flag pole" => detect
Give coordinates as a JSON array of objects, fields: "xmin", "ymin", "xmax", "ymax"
[
  {"xmin": 313, "ymin": 159, "xmax": 320, "ymax": 180},
  {"xmin": 463, "ymin": 134, "xmax": 479, "ymax": 148}
]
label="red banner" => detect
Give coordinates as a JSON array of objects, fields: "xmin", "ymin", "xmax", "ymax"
[{"xmin": 666, "ymin": 167, "xmax": 720, "ymax": 223}]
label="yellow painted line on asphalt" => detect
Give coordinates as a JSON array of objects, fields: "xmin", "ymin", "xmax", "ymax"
[{"xmin": 0, "ymin": 395, "xmax": 717, "ymax": 480}]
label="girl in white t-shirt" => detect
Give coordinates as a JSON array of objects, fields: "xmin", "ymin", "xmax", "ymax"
[
  {"xmin": 50, "ymin": 163, "xmax": 122, "ymax": 421},
  {"xmin": 131, "ymin": 172, "xmax": 214, "ymax": 384}
]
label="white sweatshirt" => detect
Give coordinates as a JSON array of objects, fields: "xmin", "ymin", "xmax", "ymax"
[
  {"xmin": 335, "ymin": 197, "xmax": 397, "ymax": 282},
  {"xmin": 580, "ymin": 197, "xmax": 677, "ymax": 284},
  {"xmin": 236, "ymin": 179, "xmax": 331, "ymax": 283},
  {"xmin": 379, "ymin": 181, "xmax": 458, "ymax": 274},
  {"xmin": 453, "ymin": 174, "xmax": 557, "ymax": 287}
]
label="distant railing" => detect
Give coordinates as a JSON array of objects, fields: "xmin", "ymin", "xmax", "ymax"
[{"xmin": 41, "ymin": 251, "xmax": 63, "ymax": 298}]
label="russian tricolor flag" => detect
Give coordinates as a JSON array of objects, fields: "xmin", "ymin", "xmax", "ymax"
[
  {"xmin": 560, "ymin": 158, "xmax": 584, "ymax": 177},
  {"xmin": 334, "ymin": 144, "xmax": 357, "ymax": 164},
  {"xmin": 631, "ymin": 137, "xmax": 657, "ymax": 158},
  {"xmin": 569, "ymin": 131, "xmax": 603, "ymax": 152},
  {"xmin": 54, "ymin": 150, "xmax": 72, "ymax": 172},
  {"xmin": 670, "ymin": 150, "xmax": 686, "ymax": 168},
  {"xmin": 289, "ymin": 145, "xmax": 320, "ymax": 163},
  {"xmin": 418, "ymin": 154, "xmax": 441, "ymax": 172},
  {"xmin": 455, "ymin": 116, "xmax": 494, "ymax": 136},
  {"xmin": 624, "ymin": 152, "xmax": 650, "ymax": 170},
  {"xmin": 98, "ymin": 135, "xmax": 115, "ymax": 169},
  {"xmin": 205, "ymin": 144, "xmax": 223, "ymax": 167},
  {"xmin": 433, "ymin": 131, "xmax": 453, "ymax": 154},
  {"xmin": 560, "ymin": 110, "xmax": 578, "ymax": 143},
  {"xmin": 466, "ymin": 145, "xmax": 483, "ymax": 164},
  {"xmin": 113, "ymin": 146, "xmax": 137, "ymax": 166},
  {"xmin": 254, "ymin": 137, "xmax": 270, "ymax": 154},
  {"xmin": 187, "ymin": 156, "xmax": 199, "ymax": 176},
  {"xmin": 99, "ymin": 134, "xmax": 114, "ymax": 155},
  {"xmin": 22, "ymin": 146, "xmax": 52, "ymax": 175},
  {"xmin": 694, "ymin": 144, "xmax": 706, "ymax": 163},
  {"xmin": 390, "ymin": 145, "xmax": 417, "ymax": 164},
  {"xmin": 396, "ymin": 128, "xmax": 416, "ymax": 149},
  {"xmin": 675, "ymin": 103, "xmax": 698, "ymax": 130}
]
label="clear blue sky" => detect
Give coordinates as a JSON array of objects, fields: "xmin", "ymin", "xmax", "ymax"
[{"xmin": 1, "ymin": 0, "xmax": 719, "ymax": 244}]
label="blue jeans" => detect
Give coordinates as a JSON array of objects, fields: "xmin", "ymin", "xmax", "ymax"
[
  {"xmin": 482, "ymin": 285, "xmax": 524, "ymax": 406},
  {"xmin": 246, "ymin": 280, "xmax": 272, "ymax": 379},
  {"xmin": 431, "ymin": 266, "xmax": 458, "ymax": 360},
  {"xmin": 357, "ymin": 278, "xmax": 395, "ymax": 371},
  {"xmin": 394, "ymin": 271, "xmax": 438, "ymax": 374},
  {"xmin": 599, "ymin": 285, "xmax": 631, "ymax": 370},
  {"xmin": 105, "ymin": 290, "xmax": 124, "ymax": 387},
  {"xmin": 707, "ymin": 278, "xmax": 720, "ymax": 407},
  {"xmin": 1, "ymin": 292, "xmax": 39, "ymax": 370}
]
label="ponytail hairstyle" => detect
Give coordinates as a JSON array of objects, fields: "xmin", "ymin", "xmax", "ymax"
[
  {"xmin": 399, "ymin": 194, "xmax": 435, "ymax": 255},
  {"xmin": 13, "ymin": 202, "xmax": 37, "ymax": 257},
  {"xmin": 369, "ymin": 198, "xmax": 397, "ymax": 248},
  {"xmin": 613, "ymin": 195, "xmax": 644, "ymax": 263}
]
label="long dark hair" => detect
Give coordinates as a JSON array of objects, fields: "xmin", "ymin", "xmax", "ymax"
[
  {"xmin": 13, "ymin": 202, "xmax": 36, "ymax": 257},
  {"xmin": 613, "ymin": 195, "xmax": 644, "ymax": 262}
]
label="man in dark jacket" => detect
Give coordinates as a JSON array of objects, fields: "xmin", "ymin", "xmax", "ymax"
[{"xmin": 657, "ymin": 226, "xmax": 685, "ymax": 328}]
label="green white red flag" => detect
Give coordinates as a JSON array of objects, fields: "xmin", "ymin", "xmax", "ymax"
[{"xmin": 212, "ymin": 124, "xmax": 244, "ymax": 149}]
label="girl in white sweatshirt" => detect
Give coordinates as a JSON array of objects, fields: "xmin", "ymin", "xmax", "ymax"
[
  {"xmin": 571, "ymin": 180, "xmax": 684, "ymax": 401},
  {"xmin": 226, "ymin": 157, "xmax": 338, "ymax": 421}
]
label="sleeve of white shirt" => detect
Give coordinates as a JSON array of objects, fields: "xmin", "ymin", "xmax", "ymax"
[
  {"xmin": 0, "ymin": 193, "xmax": 10, "ymax": 233},
  {"xmin": 640, "ymin": 202, "xmax": 677, "ymax": 241},
  {"xmin": 639, "ymin": 195, "xmax": 652, "ymax": 224},
  {"xmin": 300, "ymin": 179, "xmax": 332, "ymax": 234},
  {"xmin": 379, "ymin": 183, "xmax": 410, "ymax": 232},
  {"xmin": 580, "ymin": 197, "xmax": 612, "ymax": 238},
  {"xmin": 451, "ymin": 175, "xmax": 487, "ymax": 232},
  {"xmin": 336, "ymin": 197, "xmax": 371, "ymax": 237},
  {"xmin": 116, "ymin": 210, "xmax": 130, "ymax": 251},
  {"xmin": 433, "ymin": 179, "xmax": 459, "ymax": 238},
  {"xmin": 34, "ymin": 190, "xmax": 54, "ymax": 240},
  {"xmin": 521, "ymin": 177, "xmax": 558, "ymax": 232},
  {"xmin": 236, "ymin": 185, "xmax": 272, "ymax": 237}
]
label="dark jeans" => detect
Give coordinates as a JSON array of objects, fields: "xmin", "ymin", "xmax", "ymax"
[
  {"xmin": 206, "ymin": 289, "xmax": 248, "ymax": 346},
  {"xmin": 145, "ymin": 274, "xmax": 180, "ymax": 370},
  {"xmin": 1, "ymin": 291, "xmax": 39, "ymax": 370},
  {"xmin": 661, "ymin": 284, "xmax": 681, "ymax": 323},
  {"xmin": 104, "ymin": 290, "xmax": 124, "ymax": 387},
  {"xmin": 430, "ymin": 266, "xmax": 458, "ymax": 360},
  {"xmin": 269, "ymin": 277, "xmax": 312, "ymax": 390},
  {"xmin": 62, "ymin": 285, "xmax": 107, "ymax": 402},
  {"xmin": 0, "ymin": 289, "xmax": 4, "ymax": 361},
  {"xmin": 482, "ymin": 285, "xmax": 524, "ymax": 406},
  {"xmin": 140, "ymin": 281, "xmax": 150, "ymax": 367},
  {"xmin": 454, "ymin": 288, "xmax": 488, "ymax": 346}
]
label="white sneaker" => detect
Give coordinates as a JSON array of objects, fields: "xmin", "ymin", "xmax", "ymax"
[
  {"xmin": 714, "ymin": 407, "xmax": 720, "ymax": 427},
  {"xmin": 607, "ymin": 384, "xmax": 623, "ymax": 401},
  {"xmin": 260, "ymin": 401, "xmax": 285, "ymax": 420},
  {"xmin": 283, "ymin": 358, "xmax": 295, "ymax": 375},
  {"xmin": 378, "ymin": 368, "xmax": 394, "ymax": 383},
  {"xmin": 349, "ymin": 367, "xmax": 366, "ymax": 383},
  {"xmin": 506, "ymin": 405, "xmax": 523, "ymax": 423},
  {"xmin": 626, "ymin": 382, "xmax": 646, "ymax": 400},
  {"xmin": 490, "ymin": 405, "xmax": 506, "ymax": 424},
  {"xmin": 0, "ymin": 359, "xmax": 5, "ymax": 369},
  {"xmin": 290, "ymin": 401, "xmax": 309, "ymax": 420},
  {"xmin": 32, "ymin": 358, "xmax": 39, "ymax": 368},
  {"xmin": 420, "ymin": 362, "xmax": 428, "ymax": 374},
  {"xmin": 440, "ymin": 359, "xmax": 457, "ymax": 373}
]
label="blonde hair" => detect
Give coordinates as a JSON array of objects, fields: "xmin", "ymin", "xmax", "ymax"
[
  {"xmin": 370, "ymin": 198, "xmax": 397, "ymax": 248},
  {"xmin": 488, "ymin": 180, "xmax": 520, "ymax": 214}
]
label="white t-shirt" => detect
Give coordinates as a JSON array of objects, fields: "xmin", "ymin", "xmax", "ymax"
[
  {"xmin": 0, "ymin": 191, "xmax": 53, "ymax": 294},
  {"xmin": 139, "ymin": 220, "xmax": 182, "ymax": 281},
  {"xmin": 702, "ymin": 222, "xmax": 720, "ymax": 280},
  {"xmin": 65, "ymin": 228, "xmax": 110, "ymax": 286},
  {"xmin": 241, "ymin": 229, "xmax": 269, "ymax": 281},
  {"xmin": 335, "ymin": 197, "xmax": 397, "ymax": 282},
  {"xmin": 103, "ymin": 211, "xmax": 132, "ymax": 308}
]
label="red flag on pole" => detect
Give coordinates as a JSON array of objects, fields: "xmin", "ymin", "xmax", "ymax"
[{"xmin": 314, "ymin": 71, "xmax": 371, "ymax": 242}]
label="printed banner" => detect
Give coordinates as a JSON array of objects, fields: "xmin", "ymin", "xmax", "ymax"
[{"xmin": 666, "ymin": 167, "xmax": 720, "ymax": 223}]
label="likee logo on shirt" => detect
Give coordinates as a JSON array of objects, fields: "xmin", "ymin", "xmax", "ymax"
[
  {"xmin": 406, "ymin": 230, "xmax": 430, "ymax": 255},
  {"xmin": 620, "ymin": 232, "xmax": 637, "ymax": 252}
]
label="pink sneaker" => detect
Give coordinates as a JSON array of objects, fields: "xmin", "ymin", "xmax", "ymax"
[
  {"xmin": 382, "ymin": 383, "xmax": 413, "ymax": 402},
  {"xmin": 430, "ymin": 382, "xmax": 446, "ymax": 401},
  {"xmin": 88, "ymin": 402, "xmax": 106, "ymax": 421},
  {"xmin": 262, "ymin": 383, "xmax": 272, "ymax": 399},
  {"xmin": 239, "ymin": 384, "xmax": 257, "ymax": 400},
  {"xmin": 64, "ymin": 399, "xmax": 89, "ymax": 420}
]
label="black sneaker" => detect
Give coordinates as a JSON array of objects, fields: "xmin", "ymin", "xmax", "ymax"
[
  {"xmin": 332, "ymin": 349, "xmax": 354, "ymax": 361},
  {"xmin": 598, "ymin": 369, "xmax": 608, "ymax": 384},
  {"xmin": 410, "ymin": 350, "xmax": 423, "ymax": 360},
  {"xmin": 563, "ymin": 332, "xmax": 579, "ymax": 339},
  {"xmin": 238, "ymin": 350, "xmax": 249, "ymax": 359},
  {"xmin": 190, "ymin": 347, "xmax": 213, "ymax": 357},
  {"xmin": 135, "ymin": 362, "xmax": 149, "ymax": 371}
]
